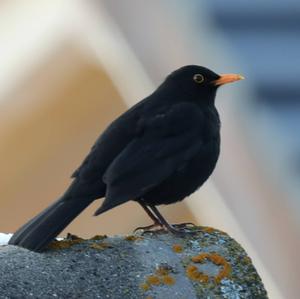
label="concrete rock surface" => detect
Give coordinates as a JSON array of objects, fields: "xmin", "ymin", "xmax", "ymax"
[{"xmin": 0, "ymin": 226, "xmax": 268, "ymax": 299}]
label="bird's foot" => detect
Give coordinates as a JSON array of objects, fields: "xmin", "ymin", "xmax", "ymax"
[
  {"xmin": 133, "ymin": 222, "xmax": 164, "ymax": 234},
  {"xmin": 172, "ymin": 223, "xmax": 202, "ymax": 235},
  {"xmin": 172, "ymin": 222, "xmax": 197, "ymax": 229},
  {"xmin": 134, "ymin": 223, "xmax": 198, "ymax": 237},
  {"xmin": 163, "ymin": 223, "xmax": 198, "ymax": 237}
]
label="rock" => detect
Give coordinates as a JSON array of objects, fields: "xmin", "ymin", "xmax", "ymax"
[{"xmin": 0, "ymin": 227, "xmax": 268, "ymax": 299}]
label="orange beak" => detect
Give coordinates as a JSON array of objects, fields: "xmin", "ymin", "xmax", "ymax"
[{"xmin": 213, "ymin": 74, "xmax": 245, "ymax": 86}]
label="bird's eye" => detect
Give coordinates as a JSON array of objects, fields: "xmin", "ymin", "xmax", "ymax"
[{"xmin": 193, "ymin": 74, "xmax": 204, "ymax": 84}]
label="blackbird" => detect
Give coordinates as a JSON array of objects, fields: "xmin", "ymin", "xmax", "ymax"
[{"xmin": 9, "ymin": 65, "xmax": 243, "ymax": 251}]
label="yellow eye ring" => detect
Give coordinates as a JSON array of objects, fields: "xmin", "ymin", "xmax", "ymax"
[{"xmin": 193, "ymin": 74, "xmax": 205, "ymax": 84}]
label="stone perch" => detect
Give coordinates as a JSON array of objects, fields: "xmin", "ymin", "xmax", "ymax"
[{"xmin": 0, "ymin": 227, "xmax": 267, "ymax": 299}]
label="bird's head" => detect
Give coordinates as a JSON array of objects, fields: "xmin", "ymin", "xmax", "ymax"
[{"xmin": 165, "ymin": 65, "xmax": 244, "ymax": 104}]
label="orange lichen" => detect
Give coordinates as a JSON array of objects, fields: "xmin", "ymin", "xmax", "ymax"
[
  {"xmin": 47, "ymin": 237, "xmax": 84, "ymax": 250},
  {"xmin": 142, "ymin": 265, "xmax": 176, "ymax": 291},
  {"xmin": 125, "ymin": 235, "xmax": 144, "ymax": 242},
  {"xmin": 89, "ymin": 242, "xmax": 113, "ymax": 250},
  {"xmin": 209, "ymin": 253, "xmax": 225, "ymax": 265},
  {"xmin": 90, "ymin": 235, "xmax": 107, "ymax": 241},
  {"xmin": 161, "ymin": 275, "xmax": 176, "ymax": 285},
  {"xmin": 146, "ymin": 275, "xmax": 161, "ymax": 286},
  {"xmin": 155, "ymin": 265, "xmax": 170, "ymax": 276},
  {"xmin": 186, "ymin": 265, "xmax": 209, "ymax": 283},
  {"xmin": 145, "ymin": 297, "xmax": 153, "ymax": 299},
  {"xmin": 187, "ymin": 252, "xmax": 231, "ymax": 284},
  {"xmin": 140, "ymin": 283, "xmax": 150, "ymax": 291},
  {"xmin": 191, "ymin": 253, "xmax": 209, "ymax": 263},
  {"xmin": 47, "ymin": 240, "xmax": 72, "ymax": 250},
  {"xmin": 172, "ymin": 244, "xmax": 183, "ymax": 253},
  {"xmin": 215, "ymin": 263, "xmax": 231, "ymax": 282}
]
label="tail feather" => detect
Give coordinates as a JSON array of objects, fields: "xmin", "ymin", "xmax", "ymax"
[{"xmin": 9, "ymin": 196, "xmax": 94, "ymax": 251}]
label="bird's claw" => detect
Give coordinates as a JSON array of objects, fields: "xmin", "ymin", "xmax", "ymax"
[
  {"xmin": 133, "ymin": 222, "xmax": 164, "ymax": 234},
  {"xmin": 134, "ymin": 222, "xmax": 199, "ymax": 237},
  {"xmin": 161, "ymin": 223, "xmax": 198, "ymax": 237},
  {"xmin": 172, "ymin": 222, "xmax": 197, "ymax": 229}
]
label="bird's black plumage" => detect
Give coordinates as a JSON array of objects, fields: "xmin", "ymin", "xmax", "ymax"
[{"xmin": 9, "ymin": 65, "xmax": 242, "ymax": 251}]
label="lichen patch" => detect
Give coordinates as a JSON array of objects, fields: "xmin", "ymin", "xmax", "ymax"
[
  {"xmin": 125, "ymin": 235, "xmax": 144, "ymax": 242},
  {"xmin": 172, "ymin": 244, "xmax": 183, "ymax": 253},
  {"xmin": 186, "ymin": 252, "xmax": 232, "ymax": 284},
  {"xmin": 89, "ymin": 242, "xmax": 113, "ymax": 250},
  {"xmin": 90, "ymin": 235, "xmax": 107, "ymax": 241}
]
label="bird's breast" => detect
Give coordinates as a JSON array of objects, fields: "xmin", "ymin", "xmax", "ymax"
[{"xmin": 142, "ymin": 135, "xmax": 220, "ymax": 206}]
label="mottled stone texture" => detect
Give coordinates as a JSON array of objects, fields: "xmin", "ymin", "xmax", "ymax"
[{"xmin": 0, "ymin": 227, "xmax": 267, "ymax": 299}]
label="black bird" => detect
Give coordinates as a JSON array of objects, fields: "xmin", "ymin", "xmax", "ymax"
[{"xmin": 9, "ymin": 65, "xmax": 243, "ymax": 251}]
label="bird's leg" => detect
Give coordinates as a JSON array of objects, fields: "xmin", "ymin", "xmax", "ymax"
[
  {"xmin": 148, "ymin": 205, "xmax": 196, "ymax": 236},
  {"xmin": 134, "ymin": 202, "xmax": 164, "ymax": 233}
]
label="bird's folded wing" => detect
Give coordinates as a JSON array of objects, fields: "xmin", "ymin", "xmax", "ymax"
[{"xmin": 99, "ymin": 103, "xmax": 204, "ymax": 211}]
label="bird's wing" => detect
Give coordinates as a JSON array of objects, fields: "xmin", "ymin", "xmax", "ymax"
[
  {"xmin": 71, "ymin": 101, "xmax": 144, "ymax": 183},
  {"xmin": 96, "ymin": 102, "xmax": 204, "ymax": 213}
]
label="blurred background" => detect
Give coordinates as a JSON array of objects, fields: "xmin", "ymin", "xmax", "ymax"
[{"xmin": 0, "ymin": 0, "xmax": 299, "ymax": 298}]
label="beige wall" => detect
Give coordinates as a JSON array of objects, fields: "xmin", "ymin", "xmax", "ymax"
[{"xmin": 0, "ymin": 45, "xmax": 195, "ymax": 237}]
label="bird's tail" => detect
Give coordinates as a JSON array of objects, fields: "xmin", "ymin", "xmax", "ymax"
[{"xmin": 8, "ymin": 195, "xmax": 94, "ymax": 252}]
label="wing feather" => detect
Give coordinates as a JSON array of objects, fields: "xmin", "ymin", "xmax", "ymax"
[{"xmin": 97, "ymin": 103, "xmax": 204, "ymax": 212}]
